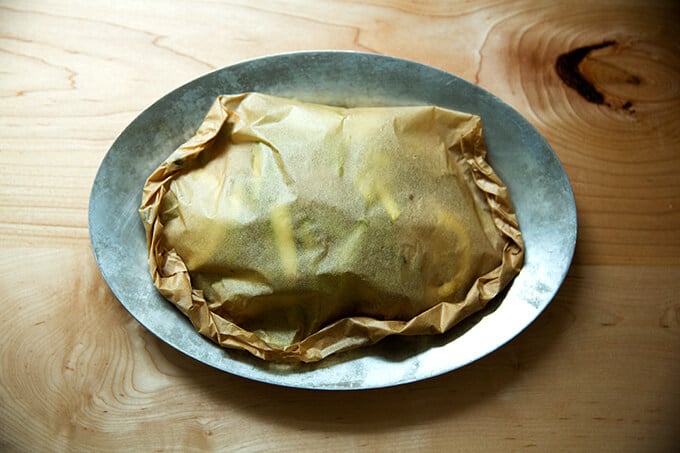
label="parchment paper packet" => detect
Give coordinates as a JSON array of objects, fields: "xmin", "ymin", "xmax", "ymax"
[{"xmin": 140, "ymin": 93, "xmax": 524, "ymax": 362}]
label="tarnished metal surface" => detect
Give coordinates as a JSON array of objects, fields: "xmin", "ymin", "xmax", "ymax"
[{"xmin": 89, "ymin": 51, "xmax": 577, "ymax": 390}]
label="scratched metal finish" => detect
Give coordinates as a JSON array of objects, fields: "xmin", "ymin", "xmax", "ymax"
[{"xmin": 89, "ymin": 52, "xmax": 577, "ymax": 390}]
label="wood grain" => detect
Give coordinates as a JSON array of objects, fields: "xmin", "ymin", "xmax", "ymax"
[
  {"xmin": 1, "ymin": 249, "xmax": 678, "ymax": 451},
  {"xmin": 1, "ymin": 1, "xmax": 679, "ymax": 451}
]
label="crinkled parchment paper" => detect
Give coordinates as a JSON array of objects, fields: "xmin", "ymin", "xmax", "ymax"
[{"xmin": 139, "ymin": 93, "xmax": 523, "ymax": 362}]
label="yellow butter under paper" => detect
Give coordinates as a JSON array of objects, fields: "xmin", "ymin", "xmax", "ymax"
[{"xmin": 139, "ymin": 93, "xmax": 524, "ymax": 362}]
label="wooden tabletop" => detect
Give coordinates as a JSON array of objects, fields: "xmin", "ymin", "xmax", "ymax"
[{"xmin": 1, "ymin": 1, "xmax": 678, "ymax": 451}]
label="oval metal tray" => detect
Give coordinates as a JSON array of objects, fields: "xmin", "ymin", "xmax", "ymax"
[{"xmin": 89, "ymin": 51, "xmax": 577, "ymax": 390}]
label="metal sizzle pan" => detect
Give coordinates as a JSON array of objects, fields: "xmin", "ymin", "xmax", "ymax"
[{"xmin": 89, "ymin": 51, "xmax": 577, "ymax": 390}]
